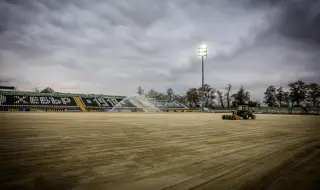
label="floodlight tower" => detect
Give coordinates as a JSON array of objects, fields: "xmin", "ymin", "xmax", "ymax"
[{"xmin": 197, "ymin": 45, "xmax": 207, "ymax": 112}]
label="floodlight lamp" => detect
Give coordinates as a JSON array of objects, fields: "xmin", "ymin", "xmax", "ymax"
[
  {"xmin": 197, "ymin": 45, "xmax": 208, "ymax": 57},
  {"xmin": 199, "ymin": 45, "xmax": 207, "ymax": 49}
]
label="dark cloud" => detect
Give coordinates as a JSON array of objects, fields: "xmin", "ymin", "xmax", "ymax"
[
  {"xmin": 0, "ymin": 0, "xmax": 319, "ymax": 100},
  {"xmin": 222, "ymin": 0, "xmax": 320, "ymax": 87},
  {"xmin": 249, "ymin": 0, "xmax": 320, "ymax": 46},
  {"xmin": 0, "ymin": 76, "xmax": 14, "ymax": 84},
  {"xmin": 0, "ymin": 74, "xmax": 32, "ymax": 87}
]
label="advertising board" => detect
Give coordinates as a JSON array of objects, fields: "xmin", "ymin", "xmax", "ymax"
[
  {"xmin": 0, "ymin": 95, "xmax": 78, "ymax": 107},
  {"xmin": 118, "ymin": 109, "xmax": 132, "ymax": 112},
  {"xmin": 184, "ymin": 110, "xmax": 196, "ymax": 112},
  {"xmin": 80, "ymin": 97, "xmax": 136, "ymax": 108}
]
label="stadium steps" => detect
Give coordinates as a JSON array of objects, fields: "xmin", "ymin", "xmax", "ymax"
[{"xmin": 74, "ymin": 96, "xmax": 88, "ymax": 112}]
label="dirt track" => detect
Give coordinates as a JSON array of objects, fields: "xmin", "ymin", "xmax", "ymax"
[{"xmin": 1, "ymin": 113, "xmax": 320, "ymax": 190}]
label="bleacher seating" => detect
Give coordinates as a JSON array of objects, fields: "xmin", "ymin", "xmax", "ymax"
[
  {"xmin": 0, "ymin": 91, "xmax": 125, "ymax": 98},
  {"xmin": 0, "ymin": 91, "xmax": 190, "ymax": 112}
]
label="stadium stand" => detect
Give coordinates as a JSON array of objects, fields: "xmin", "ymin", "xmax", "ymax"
[
  {"xmin": 0, "ymin": 90, "xmax": 190, "ymax": 112},
  {"xmin": 148, "ymin": 99, "xmax": 189, "ymax": 111}
]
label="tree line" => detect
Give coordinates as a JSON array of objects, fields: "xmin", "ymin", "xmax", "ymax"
[
  {"xmin": 137, "ymin": 84, "xmax": 258, "ymax": 109},
  {"xmin": 137, "ymin": 80, "xmax": 320, "ymax": 111},
  {"xmin": 34, "ymin": 80, "xmax": 320, "ymax": 111},
  {"xmin": 263, "ymin": 81, "xmax": 320, "ymax": 109}
]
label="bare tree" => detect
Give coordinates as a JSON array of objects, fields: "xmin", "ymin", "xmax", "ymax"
[
  {"xmin": 217, "ymin": 90, "xmax": 225, "ymax": 108},
  {"xmin": 166, "ymin": 88, "xmax": 174, "ymax": 101},
  {"xmin": 288, "ymin": 80, "xmax": 307, "ymax": 106},
  {"xmin": 137, "ymin": 86, "xmax": 144, "ymax": 96},
  {"xmin": 186, "ymin": 88, "xmax": 199, "ymax": 108},
  {"xmin": 283, "ymin": 91, "xmax": 290, "ymax": 106},
  {"xmin": 276, "ymin": 87, "xmax": 284, "ymax": 107},
  {"xmin": 232, "ymin": 85, "xmax": 250, "ymax": 105},
  {"xmin": 174, "ymin": 94, "xmax": 186, "ymax": 105},
  {"xmin": 146, "ymin": 89, "xmax": 167, "ymax": 100},
  {"xmin": 264, "ymin": 86, "xmax": 277, "ymax": 107},
  {"xmin": 224, "ymin": 84, "xmax": 232, "ymax": 108},
  {"xmin": 146, "ymin": 89, "xmax": 158, "ymax": 98},
  {"xmin": 306, "ymin": 83, "xmax": 320, "ymax": 108},
  {"xmin": 197, "ymin": 84, "xmax": 216, "ymax": 109},
  {"xmin": 306, "ymin": 83, "xmax": 320, "ymax": 114}
]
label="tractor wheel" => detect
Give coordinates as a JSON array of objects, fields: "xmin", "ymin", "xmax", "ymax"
[
  {"xmin": 222, "ymin": 115, "xmax": 226, "ymax": 120},
  {"xmin": 243, "ymin": 113, "xmax": 248, "ymax": 120}
]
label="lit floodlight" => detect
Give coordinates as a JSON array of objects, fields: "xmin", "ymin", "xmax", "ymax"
[
  {"xmin": 197, "ymin": 45, "xmax": 208, "ymax": 57},
  {"xmin": 199, "ymin": 44, "xmax": 207, "ymax": 48},
  {"xmin": 197, "ymin": 44, "xmax": 208, "ymax": 112}
]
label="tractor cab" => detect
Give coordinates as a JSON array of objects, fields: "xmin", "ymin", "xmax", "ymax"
[
  {"xmin": 235, "ymin": 104, "xmax": 256, "ymax": 119},
  {"xmin": 237, "ymin": 104, "xmax": 249, "ymax": 111}
]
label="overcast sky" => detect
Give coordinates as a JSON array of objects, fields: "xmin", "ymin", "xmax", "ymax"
[{"xmin": 0, "ymin": 0, "xmax": 319, "ymax": 101}]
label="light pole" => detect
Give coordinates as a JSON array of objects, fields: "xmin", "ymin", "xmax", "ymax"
[{"xmin": 197, "ymin": 45, "xmax": 207, "ymax": 112}]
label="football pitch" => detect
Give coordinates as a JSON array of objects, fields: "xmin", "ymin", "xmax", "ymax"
[{"xmin": 1, "ymin": 113, "xmax": 320, "ymax": 190}]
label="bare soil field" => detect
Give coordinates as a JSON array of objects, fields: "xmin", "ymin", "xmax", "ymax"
[{"xmin": 0, "ymin": 113, "xmax": 320, "ymax": 190}]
